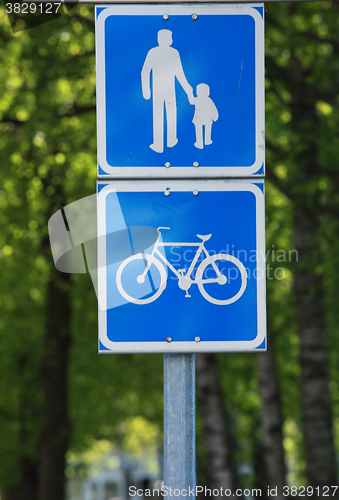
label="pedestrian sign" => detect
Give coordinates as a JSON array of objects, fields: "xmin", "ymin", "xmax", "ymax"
[
  {"xmin": 95, "ymin": 4, "xmax": 265, "ymax": 178},
  {"xmin": 97, "ymin": 180, "xmax": 266, "ymax": 353}
]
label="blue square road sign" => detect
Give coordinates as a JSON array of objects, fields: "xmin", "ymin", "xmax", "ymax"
[
  {"xmin": 97, "ymin": 180, "xmax": 266, "ymax": 353},
  {"xmin": 95, "ymin": 4, "xmax": 265, "ymax": 178}
]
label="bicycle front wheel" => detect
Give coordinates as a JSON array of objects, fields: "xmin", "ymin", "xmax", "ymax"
[
  {"xmin": 116, "ymin": 253, "xmax": 167, "ymax": 305},
  {"xmin": 196, "ymin": 253, "xmax": 247, "ymax": 305}
]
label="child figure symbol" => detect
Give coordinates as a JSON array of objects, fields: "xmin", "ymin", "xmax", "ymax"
[{"xmin": 192, "ymin": 83, "xmax": 219, "ymax": 149}]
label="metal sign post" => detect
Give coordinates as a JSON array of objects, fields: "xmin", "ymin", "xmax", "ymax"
[{"xmin": 164, "ymin": 354, "xmax": 196, "ymax": 497}]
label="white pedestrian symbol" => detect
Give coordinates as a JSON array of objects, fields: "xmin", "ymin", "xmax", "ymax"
[
  {"xmin": 116, "ymin": 227, "xmax": 247, "ymax": 305},
  {"xmin": 141, "ymin": 31, "xmax": 219, "ymax": 152},
  {"xmin": 141, "ymin": 29, "xmax": 194, "ymax": 154},
  {"xmin": 192, "ymin": 83, "xmax": 219, "ymax": 149}
]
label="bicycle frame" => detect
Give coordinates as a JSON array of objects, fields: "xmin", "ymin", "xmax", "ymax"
[{"xmin": 139, "ymin": 227, "xmax": 221, "ymax": 284}]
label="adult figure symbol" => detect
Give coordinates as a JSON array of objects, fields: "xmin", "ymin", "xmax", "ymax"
[{"xmin": 141, "ymin": 29, "xmax": 193, "ymax": 154}]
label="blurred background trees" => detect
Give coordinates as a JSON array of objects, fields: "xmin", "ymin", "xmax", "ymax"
[{"xmin": 0, "ymin": 1, "xmax": 339, "ymax": 499}]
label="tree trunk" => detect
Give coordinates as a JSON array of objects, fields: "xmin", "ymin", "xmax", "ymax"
[
  {"xmin": 38, "ymin": 270, "xmax": 71, "ymax": 500},
  {"xmin": 293, "ymin": 206, "xmax": 337, "ymax": 493},
  {"xmin": 195, "ymin": 353, "xmax": 238, "ymax": 497},
  {"xmin": 252, "ymin": 442, "xmax": 269, "ymax": 500},
  {"xmin": 2, "ymin": 355, "xmax": 40, "ymax": 500},
  {"xmin": 257, "ymin": 332, "xmax": 287, "ymax": 500},
  {"xmin": 3, "ymin": 456, "xmax": 38, "ymax": 500}
]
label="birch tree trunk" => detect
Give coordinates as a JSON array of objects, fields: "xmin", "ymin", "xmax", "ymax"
[
  {"xmin": 257, "ymin": 333, "xmax": 287, "ymax": 500},
  {"xmin": 195, "ymin": 353, "xmax": 238, "ymax": 498},
  {"xmin": 294, "ymin": 207, "xmax": 338, "ymax": 494}
]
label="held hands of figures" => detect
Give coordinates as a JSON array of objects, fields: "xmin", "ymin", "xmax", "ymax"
[
  {"xmin": 187, "ymin": 87, "xmax": 195, "ymax": 105},
  {"xmin": 143, "ymin": 88, "xmax": 194, "ymax": 104}
]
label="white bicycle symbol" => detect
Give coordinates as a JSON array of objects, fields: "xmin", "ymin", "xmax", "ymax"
[{"xmin": 116, "ymin": 227, "xmax": 247, "ymax": 306}]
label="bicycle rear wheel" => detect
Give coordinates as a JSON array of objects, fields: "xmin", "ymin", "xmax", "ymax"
[{"xmin": 196, "ymin": 253, "xmax": 247, "ymax": 305}]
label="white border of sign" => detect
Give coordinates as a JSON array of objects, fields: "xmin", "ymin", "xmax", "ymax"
[
  {"xmin": 97, "ymin": 180, "xmax": 266, "ymax": 353},
  {"xmin": 96, "ymin": 4, "xmax": 265, "ymax": 178}
]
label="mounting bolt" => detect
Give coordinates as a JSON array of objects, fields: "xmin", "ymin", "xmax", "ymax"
[
  {"xmin": 193, "ymin": 161, "xmax": 199, "ymax": 168},
  {"xmin": 166, "ymin": 337, "xmax": 172, "ymax": 343},
  {"xmin": 193, "ymin": 189, "xmax": 199, "ymax": 196},
  {"xmin": 191, "ymin": 13, "xmax": 198, "ymax": 20},
  {"xmin": 165, "ymin": 162, "xmax": 171, "ymax": 168},
  {"xmin": 195, "ymin": 336, "xmax": 200, "ymax": 342},
  {"xmin": 163, "ymin": 14, "xmax": 169, "ymax": 20},
  {"xmin": 164, "ymin": 188, "xmax": 170, "ymax": 196}
]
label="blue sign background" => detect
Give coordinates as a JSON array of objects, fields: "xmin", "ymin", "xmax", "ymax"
[
  {"xmin": 99, "ymin": 11, "xmax": 259, "ymax": 171},
  {"xmin": 101, "ymin": 187, "xmax": 261, "ymax": 346}
]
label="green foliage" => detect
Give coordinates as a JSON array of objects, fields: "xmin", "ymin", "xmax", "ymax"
[
  {"xmin": 203, "ymin": 1, "xmax": 339, "ymax": 486},
  {"xmin": 265, "ymin": 0, "xmax": 339, "ymax": 483},
  {"xmin": 0, "ymin": 4, "xmax": 162, "ymax": 493}
]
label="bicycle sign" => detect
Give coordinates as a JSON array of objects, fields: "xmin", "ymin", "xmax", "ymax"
[
  {"xmin": 117, "ymin": 227, "xmax": 247, "ymax": 306},
  {"xmin": 97, "ymin": 180, "xmax": 266, "ymax": 353}
]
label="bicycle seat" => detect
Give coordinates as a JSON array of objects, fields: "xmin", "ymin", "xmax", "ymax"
[{"xmin": 196, "ymin": 234, "xmax": 212, "ymax": 241}]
